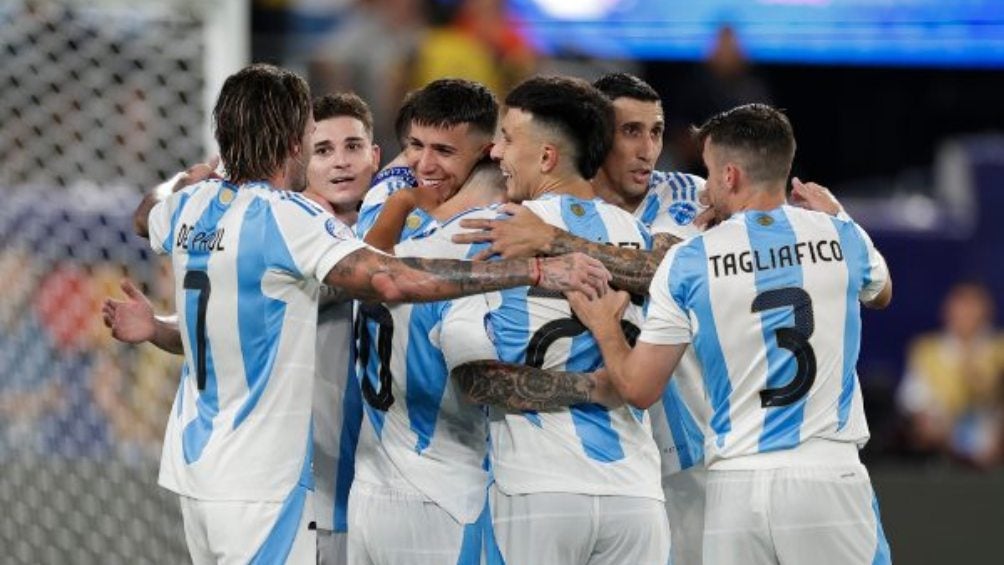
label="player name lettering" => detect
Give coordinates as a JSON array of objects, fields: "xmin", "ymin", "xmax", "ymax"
[
  {"xmin": 176, "ymin": 223, "xmax": 227, "ymax": 252},
  {"xmin": 708, "ymin": 239, "xmax": 843, "ymax": 278}
]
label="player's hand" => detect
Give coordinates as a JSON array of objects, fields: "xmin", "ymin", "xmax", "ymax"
[
  {"xmin": 453, "ymin": 203, "xmax": 557, "ymax": 260},
  {"xmin": 565, "ymin": 287, "xmax": 630, "ymax": 334},
  {"xmin": 790, "ymin": 177, "xmax": 843, "ymax": 217},
  {"xmin": 411, "ymin": 183, "xmax": 449, "ymax": 213},
  {"xmin": 694, "ymin": 186, "xmax": 720, "ymax": 230},
  {"xmin": 536, "ymin": 253, "xmax": 611, "ymax": 299},
  {"xmin": 102, "ymin": 279, "xmax": 156, "ymax": 344},
  {"xmin": 173, "ymin": 156, "xmax": 221, "ymax": 192},
  {"xmin": 590, "ymin": 368, "xmax": 624, "ymax": 409}
]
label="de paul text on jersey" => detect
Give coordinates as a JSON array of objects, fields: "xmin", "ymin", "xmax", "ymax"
[
  {"xmin": 709, "ymin": 239, "xmax": 843, "ymax": 278},
  {"xmin": 176, "ymin": 223, "xmax": 227, "ymax": 252}
]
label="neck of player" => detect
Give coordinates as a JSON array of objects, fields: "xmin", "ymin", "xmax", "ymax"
[
  {"xmin": 737, "ymin": 183, "xmax": 787, "ymax": 213},
  {"xmin": 533, "ymin": 175, "xmax": 595, "ymax": 200},
  {"xmin": 590, "ymin": 169, "xmax": 644, "ymax": 213}
]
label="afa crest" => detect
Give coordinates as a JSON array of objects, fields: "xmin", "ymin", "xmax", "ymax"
[
  {"xmin": 667, "ymin": 201, "xmax": 698, "ymax": 226},
  {"xmin": 218, "ymin": 188, "xmax": 235, "ymax": 205},
  {"xmin": 405, "ymin": 213, "xmax": 423, "ymax": 230}
]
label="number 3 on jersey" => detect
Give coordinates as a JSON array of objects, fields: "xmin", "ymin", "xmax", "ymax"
[
  {"xmin": 356, "ymin": 303, "xmax": 395, "ymax": 411},
  {"xmin": 752, "ymin": 287, "xmax": 816, "ymax": 408}
]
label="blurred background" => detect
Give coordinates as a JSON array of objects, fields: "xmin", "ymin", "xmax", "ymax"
[{"xmin": 1, "ymin": 0, "xmax": 1002, "ymax": 563}]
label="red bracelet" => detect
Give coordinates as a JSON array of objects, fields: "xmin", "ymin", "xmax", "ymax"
[{"xmin": 532, "ymin": 257, "xmax": 543, "ymax": 286}]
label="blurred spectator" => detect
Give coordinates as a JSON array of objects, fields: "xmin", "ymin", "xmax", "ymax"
[
  {"xmin": 667, "ymin": 25, "xmax": 773, "ymax": 172},
  {"xmin": 309, "ymin": 0, "xmax": 426, "ymax": 152},
  {"xmin": 897, "ymin": 281, "xmax": 1004, "ymax": 469}
]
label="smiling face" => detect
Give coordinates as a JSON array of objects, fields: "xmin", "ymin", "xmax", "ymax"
[
  {"xmin": 490, "ymin": 107, "xmax": 546, "ymax": 203},
  {"xmin": 599, "ymin": 97, "xmax": 664, "ymax": 203},
  {"xmin": 305, "ymin": 115, "xmax": 380, "ymax": 214},
  {"xmin": 404, "ymin": 122, "xmax": 491, "ymax": 203}
]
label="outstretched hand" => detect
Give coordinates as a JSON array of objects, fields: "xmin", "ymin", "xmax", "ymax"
[
  {"xmin": 102, "ymin": 279, "xmax": 155, "ymax": 344},
  {"xmin": 454, "ymin": 203, "xmax": 556, "ymax": 260},
  {"xmin": 537, "ymin": 252, "xmax": 611, "ymax": 300}
]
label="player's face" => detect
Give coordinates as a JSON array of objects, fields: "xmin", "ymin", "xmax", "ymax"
[
  {"xmin": 405, "ymin": 122, "xmax": 490, "ymax": 204},
  {"xmin": 306, "ymin": 116, "xmax": 380, "ymax": 211},
  {"xmin": 600, "ymin": 97, "xmax": 664, "ymax": 201},
  {"xmin": 288, "ymin": 115, "xmax": 315, "ymax": 192},
  {"xmin": 490, "ymin": 108, "xmax": 543, "ymax": 203},
  {"xmin": 702, "ymin": 139, "xmax": 734, "ymax": 222}
]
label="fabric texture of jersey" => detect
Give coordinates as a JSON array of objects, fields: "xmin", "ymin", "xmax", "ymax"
[
  {"xmin": 353, "ymin": 207, "xmax": 501, "ymax": 525},
  {"xmin": 444, "ymin": 194, "xmax": 662, "ymax": 500},
  {"xmin": 634, "ymin": 169, "xmax": 710, "ymax": 476},
  {"xmin": 641, "ymin": 205, "xmax": 889, "ymax": 467},
  {"xmin": 147, "ymin": 179, "xmax": 368, "ymax": 501},
  {"xmin": 635, "ymin": 170, "xmax": 705, "ymax": 236},
  {"xmin": 355, "ymin": 166, "xmax": 436, "ymax": 240}
]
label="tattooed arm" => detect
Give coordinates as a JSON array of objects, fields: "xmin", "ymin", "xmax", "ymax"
[
  {"xmin": 451, "ymin": 360, "xmax": 621, "ymax": 411},
  {"xmin": 323, "ymin": 247, "xmax": 611, "ymax": 304},
  {"xmin": 453, "ymin": 203, "xmax": 680, "ymax": 295}
]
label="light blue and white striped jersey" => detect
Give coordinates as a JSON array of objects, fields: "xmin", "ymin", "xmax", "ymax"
[
  {"xmin": 147, "ymin": 179, "xmax": 368, "ymax": 501},
  {"xmin": 353, "ymin": 207, "xmax": 500, "ymax": 524},
  {"xmin": 633, "ymin": 170, "xmax": 710, "ymax": 475},
  {"xmin": 634, "ymin": 170, "xmax": 705, "ymax": 236},
  {"xmin": 640, "ymin": 205, "xmax": 889, "ymax": 468},
  {"xmin": 444, "ymin": 194, "xmax": 662, "ymax": 499},
  {"xmin": 355, "ymin": 166, "xmax": 437, "ymax": 240}
]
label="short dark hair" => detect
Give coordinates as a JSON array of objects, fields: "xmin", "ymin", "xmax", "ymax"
[
  {"xmin": 693, "ymin": 103, "xmax": 796, "ymax": 184},
  {"xmin": 394, "ymin": 78, "xmax": 498, "ymax": 144},
  {"xmin": 592, "ymin": 72, "xmax": 660, "ymax": 103},
  {"xmin": 313, "ymin": 93, "xmax": 374, "ymax": 139},
  {"xmin": 504, "ymin": 75, "xmax": 614, "ymax": 179},
  {"xmin": 213, "ymin": 63, "xmax": 311, "ymax": 184}
]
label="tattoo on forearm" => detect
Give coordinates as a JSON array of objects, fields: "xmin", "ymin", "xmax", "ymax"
[
  {"xmin": 547, "ymin": 231, "xmax": 681, "ymax": 295},
  {"xmin": 452, "ymin": 360, "xmax": 594, "ymax": 411},
  {"xmin": 328, "ymin": 249, "xmax": 532, "ymax": 303}
]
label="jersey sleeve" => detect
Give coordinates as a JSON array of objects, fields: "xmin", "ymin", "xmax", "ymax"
[
  {"xmin": 851, "ymin": 222, "xmax": 890, "ymax": 304},
  {"xmin": 147, "ymin": 182, "xmax": 197, "ymax": 255},
  {"xmin": 648, "ymin": 174, "xmax": 706, "ymax": 239},
  {"xmin": 639, "ymin": 246, "xmax": 693, "ymax": 345},
  {"xmin": 271, "ymin": 195, "xmax": 370, "ymax": 284},
  {"xmin": 439, "ymin": 293, "xmax": 501, "ymax": 371}
]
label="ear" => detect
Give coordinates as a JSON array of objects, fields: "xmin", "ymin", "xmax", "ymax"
[
  {"xmin": 724, "ymin": 162, "xmax": 741, "ymax": 194},
  {"xmin": 371, "ymin": 143, "xmax": 382, "ymax": 168},
  {"xmin": 540, "ymin": 143, "xmax": 559, "ymax": 174}
]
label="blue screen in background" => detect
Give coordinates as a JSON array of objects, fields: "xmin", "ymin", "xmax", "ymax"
[{"xmin": 510, "ymin": 0, "xmax": 1004, "ymax": 68}]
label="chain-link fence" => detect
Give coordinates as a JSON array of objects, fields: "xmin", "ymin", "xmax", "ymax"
[{"xmin": 1, "ymin": 1, "xmax": 211, "ymax": 562}]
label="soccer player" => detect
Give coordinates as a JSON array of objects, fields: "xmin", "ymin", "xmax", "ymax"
[
  {"xmin": 569, "ymin": 103, "xmax": 893, "ymax": 565},
  {"xmin": 126, "ymin": 63, "xmax": 610, "ymax": 565},
  {"xmin": 348, "ymin": 162, "xmax": 509, "ymax": 565},
  {"xmin": 355, "ymin": 78, "xmax": 497, "ymax": 247},
  {"xmin": 453, "ymin": 71, "xmax": 711, "ymax": 563},
  {"xmin": 303, "ymin": 92, "xmax": 379, "ymax": 565},
  {"xmin": 445, "ymin": 76, "xmax": 669, "ymax": 565}
]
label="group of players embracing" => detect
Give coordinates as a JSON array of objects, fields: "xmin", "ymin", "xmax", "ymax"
[{"xmin": 104, "ymin": 63, "xmax": 892, "ymax": 565}]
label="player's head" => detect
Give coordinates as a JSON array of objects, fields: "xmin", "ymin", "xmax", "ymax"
[
  {"xmin": 456, "ymin": 161, "xmax": 507, "ymax": 208},
  {"xmin": 306, "ymin": 93, "xmax": 381, "ymax": 215},
  {"xmin": 491, "ymin": 75, "xmax": 614, "ymax": 202},
  {"xmin": 593, "ymin": 73, "xmax": 664, "ymax": 202},
  {"xmin": 693, "ymin": 103, "xmax": 795, "ymax": 220},
  {"xmin": 213, "ymin": 63, "xmax": 313, "ymax": 190},
  {"xmin": 396, "ymin": 79, "xmax": 497, "ymax": 203}
]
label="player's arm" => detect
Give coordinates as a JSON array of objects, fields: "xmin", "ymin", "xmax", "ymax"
[
  {"xmin": 453, "ymin": 202, "xmax": 680, "ymax": 295},
  {"xmin": 102, "ymin": 279, "xmax": 184, "ymax": 354},
  {"xmin": 133, "ymin": 159, "xmax": 219, "ymax": 239},
  {"xmin": 864, "ymin": 277, "xmax": 893, "ymax": 309},
  {"xmin": 567, "ymin": 289, "xmax": 687, "ymax": 408},
  {"xmin": 451, "ymin": 361, "xmax": 621, "ymax": 411},
  {"xmin": 362, "ymin": 188, "xmax": 417, "ymax": 253},
  {"xmin": 323, "ymin": 248, "xmax": 611, "ymax": 304}
]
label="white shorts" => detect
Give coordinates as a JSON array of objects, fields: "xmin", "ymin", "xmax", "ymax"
[
  {"xmin": 178, "ymin": 485, "xmax": 315, "ymax": 565},
  {"xmin": 348, "ymin": 481, "xmax": 490, "ymax": 565},
  {"xmin": 318, "ymin": 528, "xmax": 348, "ymax": 565},
  {"xmin": 663, "ymin": 465, "xmax": 707, "ymax": 565},
  {"xmin": 490, "ymin": 485, "xmax": 670, "ymax": 565},
  {"xmin": 703, "ymin": 464, "xmax": 892, "ymax": 565}
]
